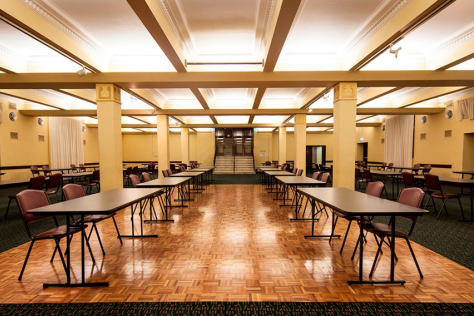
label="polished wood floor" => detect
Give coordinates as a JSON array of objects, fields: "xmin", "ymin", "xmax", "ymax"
[{"xmin": 1, "ymin": 184, "xmax": 474, "ymax": 303}]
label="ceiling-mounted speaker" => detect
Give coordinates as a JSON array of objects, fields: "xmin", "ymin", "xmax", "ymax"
[
  {"xmin": 381, "ymin": 124, "xmax": 385, "ymax": 131},
  {"xmin": 420, "ymin": 115, "xmax": 427, "ymax": 124}
]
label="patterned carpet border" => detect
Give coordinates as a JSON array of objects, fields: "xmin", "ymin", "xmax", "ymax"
[{"xmin": 0, "ymin": 302, "xmax": 473, "ymax": 315}]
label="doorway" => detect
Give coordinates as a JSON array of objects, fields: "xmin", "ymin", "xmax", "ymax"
[
  {"xmin": 463, "ymin": 133, "xmax": 474, "ymax": 171},
  {"xmin": 306, "ymin": 146, "xmax": 326, "ymax": 171},
  {"xmin": 357, "ymin": 142, "xmax": 368, "ymax": 163}
]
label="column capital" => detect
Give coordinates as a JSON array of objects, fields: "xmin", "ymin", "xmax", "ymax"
[
  {"xmin": 181, "ymin": 127, "xmax": 189, "ymax": 134},
  {"xmin": 333, "ymin": 82, "xmax": 357, "ymax": 102},
  {"xmin": 156, "ymin": 114, "xmax": 169, "ymax": 125},
  {"xmin": 96, "ymin": 84, "xmax": 121, "ymax": 103},
  {"xmin": 279, "ymin": 126, "xmax": 286, "ymax": 133},
  {"xmin": 294, "ymin": 114, "xmax": 306, "ymax": 124}
]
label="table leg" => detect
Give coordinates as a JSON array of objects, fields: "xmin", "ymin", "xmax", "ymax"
[
  {"xmin": 460, "ymin": 185, "xmax": 474, "ymax": 222},
  {"xmin": 120, "ymin": 201, "xmax": 161, "ymax": 236},
  {"xmin": 304, "ymin": 199, "xmax": 320, "ymax": 237}
]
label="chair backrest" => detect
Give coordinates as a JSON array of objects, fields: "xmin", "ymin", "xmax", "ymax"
[
  {"xmin": 381, "ymin": 162, "xmax": 387, "ymax": 167},
  {"xmin": 16, "ymin": 190, "xmax": 50, "ymax": 226},
  {"xmin": 30, "ymin": 166, "xmax": 40, "ymax": 176},
  {"xmin": 142, "ymin": 172, "xmax": 152, "ymax": 182},
  {"xmin": 265, "ymin": 161, "xmax": 271, "ymax": 166},
  {"xmin": 147, "ymin": 164, "xmax": 153, "ymax": 172},
  {"xmin": 355, "ymin": 167, "xmax": 362, "ymax": 178},
  {"xmin": 63, "ymin": 184, "xmax": 85, "ymax": 200},
  {"xmin": 292, "ymin": 167, "xmax": 298, "ymax": 175},
  {"xmin": 70, "ymin": 164, "xmax": 77, "ymax": 171},
  {"xmin": 398, "ymin": 187, "xmax": 425, "ymax": 208},
  {"xmin": 129, "ymin": 174, "xmax": 140, "ymax": 188},
  {"xmin": 413, "ymin": 163, "xmax": 420, "ymax": 169},
  {"xmin": 162, "ymin": 169, "xmax": 169, "ymax": 177},
  {"xmin": 132, "ymin": 166, "xmax": 138, "ymax": 174},
  {"xmin": 42, "ymin": 165, "xmax": 50, "ymax": 170},
  {"xmin": 311, "ymin": 172, "xmax": 320, "ymax": 180},
  {"xmin": 91, "ymin": 169, "xmax": 100, "ymax": 181},
  {"xmin": 28, "ymin": 176, "xmax": 46, "ymax": 190},
  {"xmin": 126, "ymin": 167, "xmax": 132, "ymax": 176},
  {"xmin": 47, "ymin": 173, "xmax": 62, "ymax": 188},
  {"xmin": 191, "ymin": 162, "xmax": 197, "ymax": 169},
  {"xmin": 180, "ymin": 165, "xmax": 186, "ymax": 172},
  {"xmin": 79, "ymin": 163, "xmax": 86, "ymax": 172},
  {"xmin": 365, "ymin": 181, "xmax": 384, "ymax": 197},
  {"xmin": 320, "ymin": 172, "xmax": 330, "ymax": 186},
  {"xmin": 166, "ymin": 169, "xmax": 173, "ymax": 177},
  {"xmin": 296, "ymin": 169, "xmax": 303, "ymax": 176},
  {"xmin": 402, "ymin": 172, "xmax": 416, "ymax": 187},
  {"xmin": 423, "ymin": 164, "xmax": 432, "ymax": 174},
  {"xmin": 424, "ymin": 173, "xmax": 441, "ymax": 191},
  {"xmin": 170, "ymin": 164, "xmax": 176, "ymax": 171},
  {"xmin": 363, "ymin": 169, "xmax": 372, "ymax": 181}
]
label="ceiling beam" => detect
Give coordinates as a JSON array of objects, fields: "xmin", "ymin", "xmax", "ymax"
[
  {"xmin": 127, "ymin": 0, "xmax": 186, "ymax": 72},
  {"xmin": 428, "ymin": 34, "xmax": 474, "ymax": 70},
  {"xmin": 190, "ymin": 88, "xmax": 218, "ymax": 124},
  {"xmin": 54, "ymin": 89, "xmax": 96, "ymax": 105},
  {"xmin": 3, "ymin": 71, "xmax": 474, "ymax": 89},
  {"xmin": 0, "ymin": 89, "xmax": 65, "ymax": 109},
  {"xmin": 248, "ymin": 88, "xmax": 267, "ymax": 123},
  {"xmin": 394, "ymin": 86, "xmax": 468, "ymax": 108},
  {"xmin": 345, "ymin": 0, "xmax": 455, "ymax": 71},
  {"xmin": 263, "ymin": 0, "xmax": 302, "ymax": 72},
  {"xmin": 357, "ymin": 87, "xmax": 402, "ymax": 106},
  {"xmin": 20, "ymin": 107, "xmax": 444, "ymax": 117},
  {"xmin": 88, "ymin": 122, "xmax": 381, "ymax": 129},
  {"xmin": 0, "ymin": 0, "xmax": 107, "ymax": 72}
]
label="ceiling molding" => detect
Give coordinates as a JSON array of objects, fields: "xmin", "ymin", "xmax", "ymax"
[
  {"xmin": 428, "ymin": 21, "xmax": 474, "ymax": 58},
  {"xmin": 88, "ymin": 122, "xmax": 381, "ymax": 129}
]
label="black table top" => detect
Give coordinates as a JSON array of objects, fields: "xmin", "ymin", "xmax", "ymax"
[
  {"xmin": 171, "ymin": 172, "xmax": 204, "ymax": 177},
  {"xmin": 186, "ymin": 168, "xmax": 212, "ymax": 172},
  {"xmin": 27, "ymin": 188, "xmax": 160, "ymax": 216},
  {"xmin": 264, "ymin": 171, "xmax": 294, "ymax": 176},
  {"xmin": 391, "ymin": 166, "xmax": 430, "ymax": 171},
  {"xmin": 370, "ymin": 170, "xmax": 402, "ymax": 176},
  {"xmin": 453, "ymin": 171, "xmax": 474, "ymax": 175},
  {"xmin": 136, "ymin": 177, "xmax": 191, "ymax": 187},
  {"xmin": 275, "ymin": 176, "xmax": 325, "ymax": 185},
  {"xmin": 40, "ymin": 168, "xmax": 74, "ymax": 172},
  {"xmin": 414, "ymin": 175, "xmax": 474, "ymax": 185},
  {"xmin": 298, "ymin": 187, "xmax": 428, "ymax": 217},
  {"xmin": 62, "ymin": 172, "xmax": 93, "ymax": 177}
]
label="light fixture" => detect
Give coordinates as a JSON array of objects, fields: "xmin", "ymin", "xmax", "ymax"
[
  {"xmin": 77, "ymin": 66, "xmax": 87, "ymax": 77},
  {"xmin": 389, "ymin": 44, "xmax": 402, "ymax": 58},
  {"xmin": 323, "ymin": 94, "xmax": 329, "ymax": 102},
  {"xmin": 308, "ymin": 108, "xmax": 313, "ymax": 113},
  {"xmin": 151, "ymin": 108, "xmax": 156, "ymax": 115}
]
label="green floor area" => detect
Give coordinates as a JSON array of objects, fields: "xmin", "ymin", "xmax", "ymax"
[
  {"xmin": 212, "ymin": 174, "xmax": 260, "ymax": 184},
  {"xmin": 0, "ymin": 302, "xmax": 472, "ymax": 315}
]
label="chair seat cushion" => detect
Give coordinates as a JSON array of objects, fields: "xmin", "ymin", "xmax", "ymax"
[
  {"xmin": 432, "ymin": 193, "xmax": 461, "ymax": 198},
  {"xmin": 45, "ymin": 190, "xmax": 56, "ymax": 195},
  {"xmin": 35, "ymin": 225, "xmax": 85, "ymax": 239},
  {"xmin": 365, "ymin": 222, "xmax": 406, "ymax": 238}
]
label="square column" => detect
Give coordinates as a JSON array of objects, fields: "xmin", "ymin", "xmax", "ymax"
[
  {"xmin": 294, "ymin": 114, "xmax": 306, "ymax": 175},
  {"xmin": 333, "ymin": 82, "xmax": 357, "ymax": 189},
  {"xmin": 157, "ymin": 115, "xmax": 170, "ymax": 178},
  {"xmin": 181, "ymin": 128, "xmax": 189, "ymax": 165},
  {"xmin": 279, "ymin": 127, "xmax": 287, "ymax": 166},
  {"xmin": 96, "ymin": 84, "xmax": 123, "ymax": 191}
]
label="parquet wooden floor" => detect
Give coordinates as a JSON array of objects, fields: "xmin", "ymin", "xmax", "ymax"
[{"xmin": 1, "ymin": 185, "xmax": 474, "ymax": 303}]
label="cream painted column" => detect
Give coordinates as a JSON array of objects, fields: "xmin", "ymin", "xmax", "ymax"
[
  {"xmin": 96, "ymin": 84, "xmax": 123, "ymax": 191},
  {"xmin": 279, "ymin": 127, "xmax": 287, "ymax": 165},
  {"xmin": 157, "ymin": 115, "xmax": 170, "ymax": 178},
  {"xmin": 333, "ymin": 82, "xmax": 357, "ymax": 189},
  {"xmin": 294, "ymin": 114, "xmax": 307, "ymax": 174},
  {"xmin": 181, "ymin": 127, "xmax": 189, "ymax": 165}
]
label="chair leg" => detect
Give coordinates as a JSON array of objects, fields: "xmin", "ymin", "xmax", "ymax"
[
  {"xmin": 369, "ymin": 235, "xmax": 385, "ymax": 278},
  {"xmin": 18, "ymin": 240, "xmax": 35, "ymax": 280},
  {"xmin": 50, "ymin": 243, "xmax": 58, "ymax": 262},
  {"xmin": 339, "ymin": 219, "xmax": 352, "ymax": 254},
  {"xmin": 351, "ymin": 235, "xmax": 361, "ymax": 260},
  {"xmin": 93, "ymin": 223, "xmax": 106, "ymax": 256},
  {"xmin": 112, "ymin": 217, "xmax": 123, "ymax": 244},
  {"xmin": 436, "ymin": 199, "xmax": 448, "ymax": 219},
  {"xmin": 406, "ymin": 238, "xmax": 423, "ymax": 278},
  {"xmin": 423, "ymin": 195, "xmax": 432, "ymax": 210},
  {"xmin": 4, "ymin": 198, "xmax": 13, "ymax": 220}
]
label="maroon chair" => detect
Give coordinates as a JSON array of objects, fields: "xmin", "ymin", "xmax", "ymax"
[
  {"xmin": 166, "ymin": 169, "xmax": 173, "ymax": 177},
  {"xmin": 16, "ymin": 189, "xmax": 89, "ymax": 280},
  {"xmin": 311, "ymin": 172, "xmax": 320, "ymax": 180},
  {"xmin": 80, "ymin": 170, "xmax": 100, "ymax": 194},
  {"xmin": 412, "ymin": 163, "xmax": 421, "ymax": 174},
  {"xmin": 162, "ymin": 169, "xmax": 169, "ymax": 177},
  {"xmin": 70, "ymin": 164, "xmax": 79, "ymax": 173},
  {"xmin": 142, "ymin": 172, "xmax": 152, "ymax": 182},
  {"xmin": 366, "ymin": 188, "xmax": 425, "ymax": 278},
  {"xmin": 5, "ymin": 176, "xmax": 46, "ymax": 220},
  {"xmin": 424, "ymin": 173, "xmax": 464, "ymax": 220},
  {"xmin": 30, "ymin": 166, "xmax": 40, "ymax": 177},
  {"xmin": 132, "ymin": 166, "xmax": 139, "ymax": 175},
  {"xmin": 264, "ymin": 161, "xmax": 271, "ymax": 166},
  {"xmin": 296, "ymin": 169, "xmax": 303, "ymax": 176},
  {"xmin": 180, "ymin": 164, "xmax": 187, "ymax": 172},
  {"xmin": 45, "ymin": 173, "xmax": 62, "ymax": 202},
  {"xmin": 123, "ymin": 167, "xmax": 132, "ymax": 186},
  {"xmin": 42, "ymin": 165, "xmax": 51, "ymax": 177},
  {"xmin": 63, "ymin": 184, "xmax": 122, "ymax": 256},
  {"xmin": 363, "ymin": 169, "xmax": 374, "ymax": 182},
  {"xmin": 335, "ymin": 182, "xmax": 384, "ymax": 253},
  {"xmin": 78, "ymin": 163, "xmax": 87, "ymax": 172},
  {"xmin": 129, "ymin": 174, "xmax": 140, "ymax": 188},
  {"xmin": 319, "ymin": 173, "xmax": 330, "ymax": 187},
  {"xmin": 422, "ymin": 164, "xmax": 432, "ymax": 174},
  {"xmin": 170, "ymin": 164, "xmax": 178, "ymax": 174},
  {"xmin": 292, "ymin": 167, "xmax": 298, "ymax": 175},
  {"xmin": 355, "ymin": 168, "xmax": 368, "ymax": 190}
]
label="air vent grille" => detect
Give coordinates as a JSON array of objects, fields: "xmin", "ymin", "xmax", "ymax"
[
  {"xmin": 8, "ymin": 102, "xmax": 17, "ymax": 110},
  {"xmin": 445, "ymin": 130, "xmax": 452, "ymax": 137},
  {"xmin": 83, "ymin": 140, "xmax": 86, "ymax": 145},
  {"xmin": 38, "ymin": 135, "xmax": 45, "ymax": 142},
  {"xmin": 381, "ymin": 138, "xmax": 384, "ymax": 144},
  {"xmin": 10, "ymin": 132, "xmax": 18, "ymax": 139},
  {"xmin": 420, "ymin": 133, "xmax": 426, "ymax": 140}
]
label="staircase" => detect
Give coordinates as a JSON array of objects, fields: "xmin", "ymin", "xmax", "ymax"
[
  {"xmin": 234, "ymin": 156, "xmax": 255, "ymax": 174},
  {"xmin": 214, "ymin": 156, "xmax": 235, "ymax": 174}
]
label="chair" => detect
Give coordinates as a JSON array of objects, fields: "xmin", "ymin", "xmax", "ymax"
[
  {"xmin": 179, "ymin": 164, "xmax": 187, "ymax": 172},
  {"xmin": 5, "ymin": 176, "xmax": 46, "ymax": 220},
  {"xmin": 42, "ymin": 165, "xmax": 51, "ymax": 177},
  {"xmin": 366, "ymin": 187, "xmax": 425, "ymax": 278},
  {"xmin": 16, "ymin": 189, "xmax": 89, "ymax": 280},
  {"xmin": 424, "ymin": 173, "xmax": 465, "ymax": 220},
  {"xmin": 44, "ymin": 173, "xmax": 62, "ymax": 202},
  {"xmin": 70, "ymin": 164, "xmax": 79, "ymax": 173},
  {"xmin": 386, "ymin": 163, "xmax": 394, "ymax": 171},
  {"xmin": 124, "ymin": 167, "xmax": 132, "ymax": 186},
  {"xmin": 142, "ymin": 172, "xmax": 152, "ymax": 182},
  {"xmin": 363, "ymin": 169, "xmax": 374, "ymax": 183},
  {"xmin": 166, "ymin": 169, "xmax": 173, "ymax": 177},
  {"xmin": 412, "ymin": 163, "xmax": 421, "ymax": 174},
  {"xmin": 79, "ymin": 163, "xmax": 87, "ymax": 172},
  {"xmin": 63, "ymin": 184, "xmax": 122, "ymax": 256},
  {"xmin": 422, "ymin": 164, "xmax": 432, "ymax": 174},
  {"xmin": 296, "ymin": 169, "xmax": 304, "ymax": 176},
  {"xmin": 320, "ymin": 173, "xmax": 330, "ymax": 187},
  {"xmin": 129, "ymin": 174, "xmax": 140, "ymax": 188},
  {"xmin": 170, "ymin": 164, "xmax": 177, "ymax": 174},
  {"xmin": 80, "ymin": 170, "xmax": 100, "ymax": 194},
  {"xmin": 355, "ymin": 168, "xmax": 368, "ymax": 190},
  {"xmin": 335, "ymin": 182, "xmax": 384, "ymax": 254},
  {"xmin": 132, "ymin": 166, "xmax": 139, "ymax": 175},
  {"xmin": 292, "ymin": 167, "xmax": 298, "ymax": 175},
  {"xmin": 311, "ymin": 172, "xmax": 320, "ymax": 180},
  {"xmin": 30, "ymin": 166, "xmax": 40, "ymax": 177},
  {"xmin": 265, "ymin": 161, "xmax": 271, "ymax": 166},
  {"xmin": 162, "ymin": 169, "xmax": 169, "ymax": 177}
]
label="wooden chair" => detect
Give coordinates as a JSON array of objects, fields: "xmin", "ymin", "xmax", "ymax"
[
  {"xmin": 424, "ymin": 173, "xmax": 465, "ymax": 220},
  {"xmin": 5, "ymin": 176, "xmax": 46, "ymax": 220},
  {"xmin": 16, "ymin": 189, "xmax": 91, "ymax": 280},
  {"xmin": 63, "ymin": 184, "xmax": 122, "ymax": 256},
  {"xmin": 366, "ymin": 187, "xmax": 425, "ymax": 278}
]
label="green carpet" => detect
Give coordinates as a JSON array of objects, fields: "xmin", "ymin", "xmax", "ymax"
[
  {"xmin": 212, "ymin": 174, "xmax": 260, "ymax": 184},
  {"xmin": 0, "ymin": 302, "xmax": 472, "ymax": 315}
]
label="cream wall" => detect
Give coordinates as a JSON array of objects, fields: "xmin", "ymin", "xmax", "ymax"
[
  {"xmin": 83, "ymin": 126, "xmax": 99, "ymax": 163},
  {"xmin": 414, "ymin": 95, "xmax": 474, "ymax": 177},
  {"xmin": 0, "ymin": 98, "xmax": 50, "ymax": 180},
  {"xmin": 355, "ymin": 126, "xmax": 385, "ymax": 163},
  {"xmin": 254, "ymin": 132, "xmax": 273, "ymax": 165}
]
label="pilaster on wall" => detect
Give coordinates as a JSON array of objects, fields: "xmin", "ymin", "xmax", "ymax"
[
  {"xmin": 181, "ymin": 128, "xmax": 189, "ymax": 165},
  {"xmin": 157, "ymin": 115, "xmax": 170, "ymax": 178},
  {"xmin": 96, "ymin": 84, "xmax": 123, "ymax": 191},
  {"xmin": 294, "ymin": 114, "xmax": 306, "ymax": 174},
  {"xmin": 333, "ymin": 82, "xmax": 357, "ymax": 189},
  {"xmin": 279, "ymin": 126, "xmax": 287, "ymax": 165}
]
